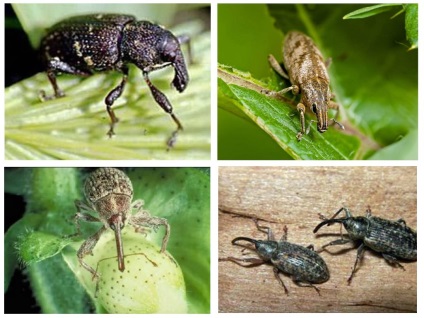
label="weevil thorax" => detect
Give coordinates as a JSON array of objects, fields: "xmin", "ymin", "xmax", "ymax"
[
  {"xmin": 343, "ymin": 217, "xmax": 369, "ymax": 240},
  {"xmin": 122, "ymin": 21, "xmax": 189, "ymax": 92},
  {"xmin": 301, "ymin": 80, "xmax": 331, "ymax": 133},
  {"xmin": 84, "ymin": 168, "xmax": 134, "ymax": 230},
  {"xmin": 254, "ymin": 240, "xmax": 279, "ymax": 261}
]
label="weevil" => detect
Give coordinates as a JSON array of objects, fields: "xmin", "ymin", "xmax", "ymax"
[
  {"xmin": 40, "ymin": 14, "xmax": 191, "ymax": 148},
  {"xmin": 220, "ymin": 219, "xmax": 329, "ymax": 295},
  {"xmin": 73, "ymin": 168, "xmax": 170, "ymax": 279},
  {"xmin": 313, "ymin": 207, "xmax": 417, "ymax": 284},
  {"xmin": 268, "ymin": 31, "xmax": 344, "ymax": 141}
]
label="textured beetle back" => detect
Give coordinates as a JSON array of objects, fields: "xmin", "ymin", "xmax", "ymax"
[
  {"xmin": 84, "ymin": 168, "xmax": 133, "ymax": 203},
  {"xmin": 272, "ymin": 241, "xmax": 330, "ymax": 283},
  {"xmin": 366, "ymin": 216, "xmax": 417, "ymax": 260}
]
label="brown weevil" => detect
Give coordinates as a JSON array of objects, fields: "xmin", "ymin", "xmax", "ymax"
[
  {"xmin": 40, "ymin": 14, "xmax": 190, "ymax": 148},
  {"xmin": 268, "ymin": 31, "xmax": 344, "ymax": 141},
  {"xmin": 314, "ymin": 207, "xmax": 417, "ymax": 284},
  {"xmin": 73, "ymin": 168, "xmax": 170, "ymax": 279},
  {"xmin": 220, "ymin": 219, "xmax": 329, "ymax": 295}
]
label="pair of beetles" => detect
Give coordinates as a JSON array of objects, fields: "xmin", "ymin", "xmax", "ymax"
[{"xmin": 220, "ymin": 208, "xmax": 417, "ymax": 295}]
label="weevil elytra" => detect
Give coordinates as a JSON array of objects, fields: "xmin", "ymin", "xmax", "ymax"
[
  {"xmin": 73, "ymin": 168, "xmax": 170, "ymax": 279},
  {"xmin": 314, "ymin": 207, "xmax": 417, "ymax": 284},
  {"xmin": 40, "ymin": 14, "xmax": 191, "ymax": 148},
  {"xmin": 220, "ymin": 219, "xmax": 329, "ymax": 295},
  {"xmin": 268, "ymin": 31, "xmax": 344, "ymax": 141}
]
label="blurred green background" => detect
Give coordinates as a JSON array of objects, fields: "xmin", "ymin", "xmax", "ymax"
[{"xmin": 218, "ymin": 4, "xmax": 287, "ymax": 159}]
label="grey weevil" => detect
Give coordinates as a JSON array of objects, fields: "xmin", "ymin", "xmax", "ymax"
[
  {"xmin": 268, "ymin": 31, "xmax": 344, "ymax": 141},
  {"xmin": 220, "ymin": 219, "xmax": 329, "ymax": 295},
  {"xmin": 40, "ymin": 14, "xmax": 191, "ymax": 148},
  {"xmin": 73, "ymin": 168, "xmax": 170, "ymax": 280},
  {"xmin": 313, "ymin": 207, "xmax": 417, "ymax": 284}
]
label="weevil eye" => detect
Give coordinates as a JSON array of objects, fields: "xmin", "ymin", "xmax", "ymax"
[
  {"xmin": 312, "ymin": 103, "xmax": 317, "ymax": 114},
  {"xmin": 161, "ymin": 35, "xmax": 179, "ymax": 62}
]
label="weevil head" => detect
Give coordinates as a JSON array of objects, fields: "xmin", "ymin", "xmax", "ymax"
[
  {"xmin": 158, "ymin": 32, "xmax": 189, "ymax": 92},
  {"xmin": 302, "ymin": 81, "xmax": 331, "ymax": 133},
  {"xmin": 254, "ymin": 240, "xmax": 278, "ymax": 261},
  {"xmin": 232, "ymin": 237, "xmax": 278, "ymax": 261},
  {"xmin": 122, "ymin": 21, "xmax": 189, "ymax": 92},
  {"xmin": 343, "ymin": 217, "xmax": 369, "ymax": 240},
  {"xmin": 314, "ymin": 216, "xmax": 368, "ymax": 241}
]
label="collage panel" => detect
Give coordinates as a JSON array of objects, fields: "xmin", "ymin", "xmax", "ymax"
[
  {"xmin": 219, "ymin": 166, "xmax": 417, "ymax": 312},
  {"xmin": 218, "ymin": 4, "xmax": 417, "ymax": 160},
  {"xmin": 4, "ymin": 167, "xmax": 210, "ymax": 313},
  {"xmin": 5, "ymin": 3, "xmax": 211, "ymax": 160}
]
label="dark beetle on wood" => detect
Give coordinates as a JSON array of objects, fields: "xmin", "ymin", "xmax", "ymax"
[
  {"xmin": 314, "ymin": 207, "xmax": 417, "ymax": 284},
  {"xmin": 40, "ymin": 14, "xmax": 190, "ymax": 148},
  {"xmin": 220, "ymin": 219, "xmax": 329, "ymax": 295}
]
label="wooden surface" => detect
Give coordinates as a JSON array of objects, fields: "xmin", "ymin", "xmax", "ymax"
[{"xmin": 218, "ymin": 166, "xmax": 417, "ymax": 313}]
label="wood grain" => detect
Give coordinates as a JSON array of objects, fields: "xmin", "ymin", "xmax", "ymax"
[{"xmin": 218, "ymin": 166, "xmax": 417, "ymax": 313}]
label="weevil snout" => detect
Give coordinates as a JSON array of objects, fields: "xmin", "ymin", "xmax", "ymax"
[
  {"xmin": 160, "ymin": 34, "xmax": 189, "ymax": 93},
  {"xmin": 108, "ymin": 213, "xmax": 126, "ymax": 272},
  {"xmin": 314, "ymin": 105, "xmax": 328, "ymax": 133},
  {"xmin": 313, "ymin": 218, "xmax": 345, "ymax": 233}
]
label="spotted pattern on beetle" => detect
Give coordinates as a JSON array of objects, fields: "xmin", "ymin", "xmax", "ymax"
[
  {"xmin": 314, "ymin": 207, "xmax": 417, "ymax": 284},
  {"xmin": 220, "ymin": 219, "xmax": 329, "ymax": 295}
]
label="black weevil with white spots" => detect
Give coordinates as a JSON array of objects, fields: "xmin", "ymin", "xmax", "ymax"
[{"xmin": 40, "ymin": 14, "xmax": 190, "ymax": 148}]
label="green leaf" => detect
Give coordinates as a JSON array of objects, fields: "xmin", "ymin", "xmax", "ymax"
[
  {"xmin": 368, "ymin": 130, "xmax": 418, "ymax": 160},
  {"xmin": 4, "ymin": 214, "xmax": 44, "ymax": 291},
  {"xmin": 5, "ymin": 20, "xmax": 210, "ymax": 159},
  {"xmin": 218, "ymin": 4, "xmax": 417, "ymax": 159},
  {"xmin": 218, "ymin": 65, "xmax": 360, "ymax": 159},
  {"xmin": 17, "ymin": 231, "xmax": 73, "ymax": 266},
  {"xmin": 405, "ymin": 4, "xmax": 418, "ymax": 50},
  {"xmin": 343, "ymin": 4, "xmax": 400, "ymax": 19}
]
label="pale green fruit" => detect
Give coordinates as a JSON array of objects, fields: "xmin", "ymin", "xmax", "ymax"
[{"xmin": 65, "ymin": 229, "xmax": 187, "ymax": 313}]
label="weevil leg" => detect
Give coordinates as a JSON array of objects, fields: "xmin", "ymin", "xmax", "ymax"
[
  {"xmin": 322, "ymin": 238, "xmax": 352, "ymax": 250},
  {"xmin": 293, "ymin": 279, "xmax": 321, "ymax": 296},
  {"xmin": 77, "ymin": 226, "xmax": 108, "ymax": 280},
  {"xmin": 325, "ymin": 57, "xmax": 333, "ymax": 68},
  {"xmin": 104, "ymin": 65, "xmax": 129, "ymax": 138},
  {"xmin": 381, "ymin": 253, "xmax": 405, "ymax": 270},
  {"xmin": 253, "ymin": 219, "xmax": 275, "ymax": 241},
  {"xmin": 306, "ymin": 244, "xmax": 315, "ymax": 251},
  {"xmin": 328, "ymin": 207, "xmax": 351, "ymax": 220},
  {"xmin": 273, "ymin": 267, "xmax": 289, "ymax": 295},
  {"xmin": 365, "ymin": 206, "xmax": 373, "ymax": 218},
  {"xmin": 142, "ymin": 68, "xmax": 183, "ymax": 150},
  {"xmin": 327, "ymin": 101, "xmax": 345, "ymax": 130},
  {"xmin": 68, "ymin": 200, "xmax": 101, "ymax": 237},
  {"xmin": 296, "ymin": 103, "xmax": 306, "ymax": 141},
  {"xmin": 348, "ymin": 242, "xmax": 366, "ymax": 284},
  {"xmin": 219, "ymin": 256, "xmax": 265, "ymax": 267},
  {"xmin": 41, "ymin": 58, "xmax": 91, "ymax": 100},
  {"xmin": 129, "ymin": 200, "xmax": 170, "ymax": 253},
  {"xmin": 281, "ymin": 225, "xmax": 288, "ymax": 242},
  {"xmin": 268, "ymin": 54, "xmax": 289, "ymax": 80}
]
